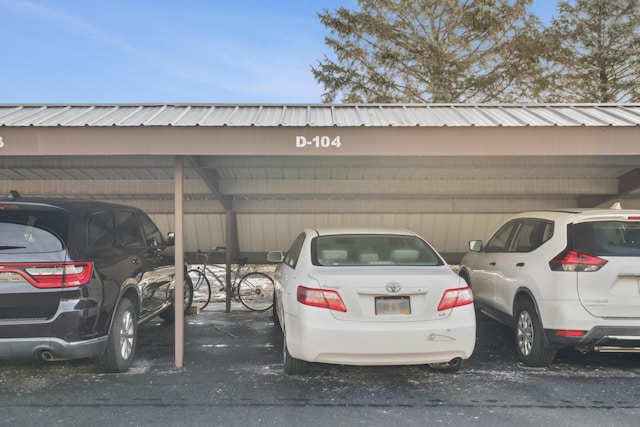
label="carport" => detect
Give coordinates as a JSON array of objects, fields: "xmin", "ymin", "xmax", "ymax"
[{"xmin": 1, "ymin": 103, "xmax": 639, "ymax": 367}]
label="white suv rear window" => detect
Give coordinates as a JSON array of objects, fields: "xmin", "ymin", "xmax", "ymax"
[{"xmin": 574, "ymin": 221, "xmax": 640, "ymax": 257}]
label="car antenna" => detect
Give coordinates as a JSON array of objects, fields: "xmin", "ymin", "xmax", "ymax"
[
  {"xmin": 7, "ymin": 190, "xmax": 21, "ymax": 199},
  {"xmin": 609, "ymin": 201, "xmax": 622, "ymax": 210}
]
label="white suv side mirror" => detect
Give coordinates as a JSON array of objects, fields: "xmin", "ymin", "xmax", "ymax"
[{"xmin": 469, "ymin": 240, "xmax": 483, "ymax": 252}]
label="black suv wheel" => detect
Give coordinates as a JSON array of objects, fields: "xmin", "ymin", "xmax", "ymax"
[{"xmin": 95, "ymin": 298, "xmax": 137, "ymax": 373}]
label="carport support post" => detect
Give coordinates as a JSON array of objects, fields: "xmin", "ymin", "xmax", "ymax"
[
  {"xmin": 174, "ymin": 156, "xmax": 185, "ymax": 368},
  {"xmin": 224, "ymin": 210, "xmax": 237, "ymax": 313}
]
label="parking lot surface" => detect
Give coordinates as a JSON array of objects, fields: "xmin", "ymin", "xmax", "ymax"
[{"xmin": 1, "ymin": 302, "xmax": 640, "ymax": 427}]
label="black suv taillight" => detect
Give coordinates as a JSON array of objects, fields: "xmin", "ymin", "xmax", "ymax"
[
  {"xmin": 549, "ymin": 249, "xmax": 607, "ymax": 272},
  {"xmin": 2, "ymin": 262, "xmax": 93, "ymax": 288}
]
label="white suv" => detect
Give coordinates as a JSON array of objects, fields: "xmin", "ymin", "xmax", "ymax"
[{"xmin": 459, "ymin": 207, "xmax": 640, "ymax": 367}]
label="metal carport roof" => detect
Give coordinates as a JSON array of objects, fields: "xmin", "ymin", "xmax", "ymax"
[
  {"xmin": 2, "ymin": 103, "xmax": 639, "ymax": 367},
  {"xmin": 1, "ymin": 103, "xmax": 639, "ymax": 262}
]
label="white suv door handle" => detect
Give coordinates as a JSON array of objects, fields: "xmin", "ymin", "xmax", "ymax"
[{"xmin": 516, "ymin": 262, "xmax": 525, "ymax": 267}]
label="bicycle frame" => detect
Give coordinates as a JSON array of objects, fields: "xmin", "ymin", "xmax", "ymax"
[{"xmin": 190, "ymin": 249, "xmax": 272, "ymax": 313}]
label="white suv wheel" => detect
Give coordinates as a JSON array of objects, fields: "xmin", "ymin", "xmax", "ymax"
[
  {"xmin": 517, "ymin": 310, "xmax": 534, "ymax": 356},
  {"xmin": 514, "ymin": 300, "xmax": 557, "ymax": 367}
]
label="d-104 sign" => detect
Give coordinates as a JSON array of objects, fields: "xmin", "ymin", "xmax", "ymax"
[{"xmin": 296, "ymin": 135, "xmax": 342, "ymax": 149}]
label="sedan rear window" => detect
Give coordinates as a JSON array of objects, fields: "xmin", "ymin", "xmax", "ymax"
[
  {"xmin": 312, "ymin": 234, "xmax": 444, "ymax": 266},
  {"xmin": 573, "ymin": 221, "xmax": 640, "ymax": 257}
]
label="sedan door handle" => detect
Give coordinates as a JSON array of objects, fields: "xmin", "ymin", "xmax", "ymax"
[
  {"xmin": 489, "ymin": 262, "xmax": 496, "ymax": 266},
  {"xmin": 516, "ymin": 262, "xmax": 525, "ymax": 267}
]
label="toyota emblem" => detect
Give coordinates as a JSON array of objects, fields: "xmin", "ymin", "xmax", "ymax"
[{"xmin": 385, "ymin": 282, "xmax": 401, "ymax": 293}]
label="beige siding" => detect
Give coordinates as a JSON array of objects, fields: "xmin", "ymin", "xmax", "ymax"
[{"xmin": 235, "ymin": 213, "xmax": 513, "ymax": 254}]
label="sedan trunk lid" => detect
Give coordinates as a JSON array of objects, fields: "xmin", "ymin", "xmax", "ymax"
[{"xmin": 309, "ymin": 265, "xmax": 464, "ymax": 322}]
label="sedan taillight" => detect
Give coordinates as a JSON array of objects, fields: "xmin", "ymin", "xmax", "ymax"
[
  {"xmin": 437, "ymin": 287, "xmax": 473, "ymax": 311},
  {"xmin": 3, "ymin": 262, "xmax": 93, "ymax": 288},
  {"xmin": 549, "ymin": 250, "xmax": 607, "ymax": 272},
  {"xmin": 297, "ymin": 286, "xmax": 347, "ymax": 312}
]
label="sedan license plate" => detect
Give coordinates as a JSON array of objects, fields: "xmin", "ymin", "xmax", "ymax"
[{"xmin": 375, "ymin": 296, "xmax": 411, "ymax": 315}]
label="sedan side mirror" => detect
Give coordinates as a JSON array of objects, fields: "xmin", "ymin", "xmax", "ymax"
[
  {"xmin": 469, "ymin": 240, "xmax": 483, "ymax": 252},
  {"xmin": 267, "ymin": 251, "xmax": 284, "ymax": 263}
]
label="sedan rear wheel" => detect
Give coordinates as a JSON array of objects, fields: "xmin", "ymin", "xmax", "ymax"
[
  {"xmin": 514, "ymin": 299, "xmax": 557, "ymax": 367},
  {"xmin": 283, "ymin": 337, "xmax": 308, "ymax": 375}
]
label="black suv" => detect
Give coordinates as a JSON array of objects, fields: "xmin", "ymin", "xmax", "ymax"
[{"xmin": 0, "ymin": 193, "xmax": 193, "ymax": 372}]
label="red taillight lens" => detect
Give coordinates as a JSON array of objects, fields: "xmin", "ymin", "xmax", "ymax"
[
  {"xmin": 549, "ymin": 250, "xmax": 608, "ymax": 272},
  {"xmin": 437, "ymin": 287, "xmax": 473, "ymax": 311},
  {"xmin": 3, "ymin": 262, "xmax": 93, "ymax": 288},
  {"xmin": 296, "ymin": 286, "xmax": 347, "ymax": 312},
  {"xmin": 556, "ymin": 330, "xmax": 586, "ymax": 337}
]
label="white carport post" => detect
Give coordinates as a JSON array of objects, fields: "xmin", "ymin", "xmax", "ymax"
[{"xmin": 173, "ymin": 156, "xmax": 185, "ymax": 368}]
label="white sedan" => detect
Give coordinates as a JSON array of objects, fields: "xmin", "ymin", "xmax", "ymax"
[{"xmin": 267, "ymin": 228, "xmax": 476, "ymax": 375}]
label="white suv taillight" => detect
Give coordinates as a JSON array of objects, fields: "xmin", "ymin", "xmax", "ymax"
[{"xmin": 549, "ymin": 250, "xmax": 608, "ymax": 272}]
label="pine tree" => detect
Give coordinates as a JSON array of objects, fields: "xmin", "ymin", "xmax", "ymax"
[
  {"xmin": 312, "ymin": 0, "xmax": 544, "ymax": 103},
  {"xmin": 543, "ymin": 0, "xmax": 640, "ymax": 102}
]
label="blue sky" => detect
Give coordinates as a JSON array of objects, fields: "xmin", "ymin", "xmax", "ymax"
[{"xmin": 0, "ymin": 0, "xmax": 555, "ymax": 104}]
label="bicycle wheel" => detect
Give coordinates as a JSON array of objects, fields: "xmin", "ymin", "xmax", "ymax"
[
  {"xmin": 237, "ymin": 271, "xmax": 274, "ymax": 311},
  {"xmin": 188, "ymin": 269, "xmax": 211, "ymax": 310}
]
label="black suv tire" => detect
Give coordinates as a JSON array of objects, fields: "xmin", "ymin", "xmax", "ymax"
[
  {"xmin": 95, "ymin": 297, "xmax": 138, "ymax": 373},
  {"xmin": 159, "ymin": 276, "xmax": 194, "ymax": 321}
]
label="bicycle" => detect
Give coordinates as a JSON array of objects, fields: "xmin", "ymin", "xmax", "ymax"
[{"xmin": 188, "ymin": 248, "xmax": 274, "ymax": 312}]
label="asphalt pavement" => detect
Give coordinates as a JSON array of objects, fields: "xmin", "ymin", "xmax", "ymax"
[{"xmin": 1, "ymin": 301, "xmax": 640, "ymax": 427}]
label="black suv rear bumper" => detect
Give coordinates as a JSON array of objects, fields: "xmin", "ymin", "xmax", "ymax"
[{"xmin": 0, "ymin": 336, "xmax": 107, "ymax": 361}]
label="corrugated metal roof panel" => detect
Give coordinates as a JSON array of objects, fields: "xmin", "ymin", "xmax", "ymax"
[
  {"xmin": 196, "ymin": 106, "xmax": 235, "ymax": 126},
  {"xmin": 587, "ymin": 105, "xmax": 640, "ymax": 126},
  {"xmin": 496, "ymin": 105, "xmax": 554, "ymax": 126},
  {"xmin": 75, "ymin": 106, "xmax": 119, "ymax": 125},
  {"xmin": 603, "ymin": 105, "xmax": 640, "ymax": 122},
  {"xmin": 553, "ymin": 106, "xmax": 612, "ymax": 126},
  {"xmin": 91, "ymin": 106, "xmax": 143, "ymax": 125},
  {"xmin": 118, "ymin": 106, "xmax": 157, "ymax": 125},
  {"xmin": 282, "ymin": 106, "xmax": 311, "ymax": 126},
  {"xmin": 515, "ymin": 105, "xmax": 576, "ymax": 125},
  {"xmin": 1, "ymin": 104, "xmax": 640, "ymax": 127},
  {"xmin": 0, "ymin": 106, "xmax": 24, "ymax": 120},
  {"xmin": 2, "ymin": 106, "xmax": 48, "ymax": 125},
  {"xmin": 252, "ymin": 106, "xmax": 285, "ymax": 126},
  {"xmin": 306, "ymin": 105, "xmax": 334, "ymax": 126},
  {"xmin": 226, "ymin": 106, "xmax": 261, "ymax": 126},
  {"xmin": 169, "ymin": 106, "xmax": 209, "ymax": 125}
]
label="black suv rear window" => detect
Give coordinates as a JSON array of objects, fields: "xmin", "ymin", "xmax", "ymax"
[
  {"xmin": 573, "ymin": 221, "xmax": 640, "ymax": 256},
  {"xmin": 0, "ymin": 209, "xmax": 67, "ymax": 253}
]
